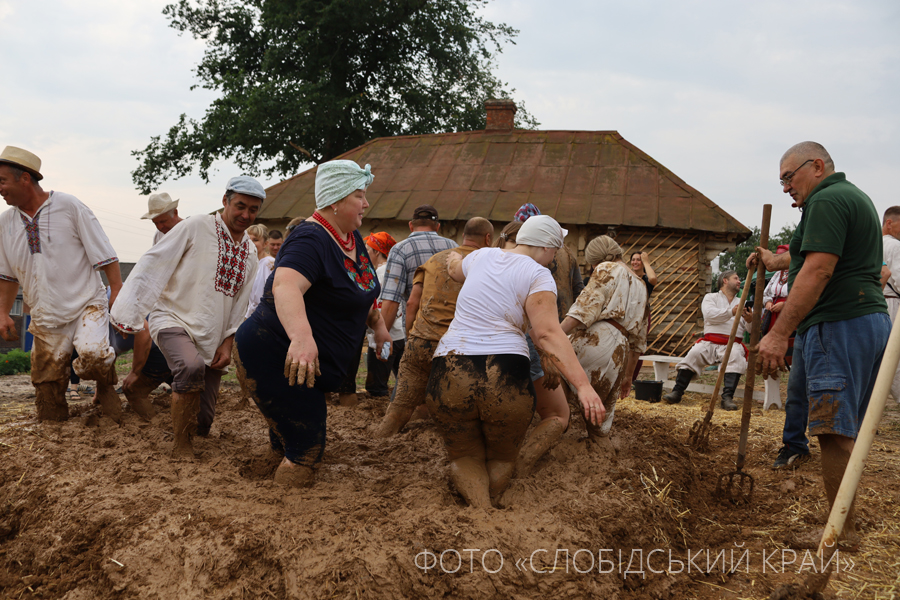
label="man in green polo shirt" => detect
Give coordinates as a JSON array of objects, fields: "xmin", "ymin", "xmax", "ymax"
[{"xmin": 753, "ymin": 141, "xmax": 890, "ymax": 546}]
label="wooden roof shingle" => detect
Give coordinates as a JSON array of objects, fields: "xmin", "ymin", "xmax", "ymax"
[{"xmin": 258, "ymin": 129, "xmax": 750, "ymax": 237}]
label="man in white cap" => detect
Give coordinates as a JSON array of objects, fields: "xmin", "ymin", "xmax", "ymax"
[
  {"xmin": 0, "ymin": 146, "xmax": 123, "ymax": 421},
  {"xmin": 111, "ymin": 176, "xmax": 263, "ymax": 458},
  {"xmin": 142, "ymin": 192, "xmax": 183, "ymax": 245}
]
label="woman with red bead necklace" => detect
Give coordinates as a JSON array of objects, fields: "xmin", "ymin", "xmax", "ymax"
[{"xmin": 235, "ymin": 160, "xmax": 392, "ymax": 488}]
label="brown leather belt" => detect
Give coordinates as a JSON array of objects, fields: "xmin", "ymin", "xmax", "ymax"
[{"xmin": 603, "ymin": 319, "xmax": 628, "ymax": 336}]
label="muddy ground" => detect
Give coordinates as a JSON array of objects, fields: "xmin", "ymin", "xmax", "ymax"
[{"xmin": 1, "ymin": 366, "xmax": 899, "ymax": 600}]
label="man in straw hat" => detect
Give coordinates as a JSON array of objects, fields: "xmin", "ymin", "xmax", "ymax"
[
  {"xmin": 0, "ymin": 146, "xmax": 124, "ymax": 421},
  {"xmin": 111, "ymin": 176, "xmax": 263, "ymax": 458},
  {"xmin": 142, "ymin": 192, "xmax": 183, "ymax": 245}
]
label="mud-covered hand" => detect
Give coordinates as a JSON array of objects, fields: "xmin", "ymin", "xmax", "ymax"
[
  {"xmin": 0, "ymin": 314, "xmax": 18, "ymax": 342},
  {"xmin": 756, "ymin": 331, "xmax": 788, "ymax": 379},
  {"xmin": 619, "ymin": 378, "xmax": 632, "ymax": 400},
  {"xmin": 284, "ymin": 337, "xmax": 320, "ymax": 387},
  {"xmin": 122, "ymin": 371, "xmax": 139, "ymax": 392},
  {"xmin": 576, "ymin": 384, "xmax": 606, "ymax": 426},
  {"xmin": 210, "ymin": 337, "xmax": 233, "ymax": 370}
]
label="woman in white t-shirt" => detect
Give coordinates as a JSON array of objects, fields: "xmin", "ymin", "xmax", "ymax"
[{"xmin": 426, "ymin": 216, "xmax": 604, "ymax": 508}]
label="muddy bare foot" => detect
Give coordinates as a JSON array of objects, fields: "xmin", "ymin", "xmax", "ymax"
[{"xmin": 273, "ymin": 458, "xmax": 315, "ymax": 488}]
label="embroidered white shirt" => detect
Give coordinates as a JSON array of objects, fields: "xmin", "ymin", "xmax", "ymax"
[
  {"xmin": 701, "ymin": 290, "xmax": 747, "ymax": 337},
  {"xmin": 0, "ymin": 191, "xmax": 117, "ymax": 327},
  {"xmin": 762, "ymin": 271, "xmax": 790, "ymax": 306},
  {"xmin": 110, "ymin": 213, "xmax": 258, "ymax": 365}
]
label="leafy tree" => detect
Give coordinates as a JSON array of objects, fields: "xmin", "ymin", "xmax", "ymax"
[
  {"xmin": 132, "ymin": 0, "xmax": 537, "ymax": 193},
  {"xmin": 718, "ymin": 223, "xmax": 796, "ymax": 280}
]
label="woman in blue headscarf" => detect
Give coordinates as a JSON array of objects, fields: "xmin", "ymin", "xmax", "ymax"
[{"xmin": 234, "ymin": 160, "xmax": 392, "ymax": 488}]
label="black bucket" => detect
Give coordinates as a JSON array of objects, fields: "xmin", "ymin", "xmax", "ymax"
[{"xmin": 633, "ymin": 380, "xmax": 663, "ymax": 402}]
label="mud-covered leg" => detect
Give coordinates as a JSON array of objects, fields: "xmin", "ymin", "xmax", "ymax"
[
  {"xmin": 94, "ymin": 365, "xmax": 122, "ymax": 423},
  {"xmin": 516, "ymin": 418, "xmax": 566, "ymax": 478},
  {"xmin": 29, "ymin": 325, "xmax": 73, "ymax": 422},
  {"xmin": 171, "ymin": 391, "xmax": 201, "ymax": 458},
  {"xmin": 482, "ymin": 355, "xmax": 535, "ymax": 502},
  {"xmin": 35, "ymin": 380, "xmax": 70, "ymax": 421},
  {"xmin": 516, "ymin": 375, "xmax": 569, "ymax": 478},
  {"xmin": 123, "ymin": 373, "xmax": 159, "ymax": 420},
  {"xmin": 374, "ymin": 337, "xmax": 436, "ymax": 437}
]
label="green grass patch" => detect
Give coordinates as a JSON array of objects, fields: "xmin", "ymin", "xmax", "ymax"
[{"xmin": 0, "ymin": 349, "xmax": 31, "ymax": 376}]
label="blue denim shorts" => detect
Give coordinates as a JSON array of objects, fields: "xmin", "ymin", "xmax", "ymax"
[
  {"xmin": 792, "ymin": 312, "xmax": 890, "ymax": 439},
  {"xmin": 526, "ymin": 334, "xmax": 544, "ymax": 382}
]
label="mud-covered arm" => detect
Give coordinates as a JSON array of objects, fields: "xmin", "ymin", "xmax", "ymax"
[
  {"xmin": 0, "ymin": 280, "xmax": 19, "ymax": 341},
  {"xmin": 527, "ymin": 290, "xmax": 605, "ymax": 426},
  {"xmin": 122, "ymin": 323, "xmax": 152, "ymax": 391},
  {"xmin": 446, "ymin": 251, "xmax": 465, "ymax": 283}
]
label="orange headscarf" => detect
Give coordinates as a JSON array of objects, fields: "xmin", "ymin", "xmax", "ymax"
[{"xmin": 364, "ymin": 232, "xmax": 397, "ymax": 257}]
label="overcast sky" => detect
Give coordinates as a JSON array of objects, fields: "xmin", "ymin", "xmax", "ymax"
[{"xmin": 1, "ymin": 0, "xmax": 897, "ymax": 261}]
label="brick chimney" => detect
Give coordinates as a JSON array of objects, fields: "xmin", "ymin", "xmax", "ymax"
[{"xmin": 485, "ymin": 99, "xmax": 517, "ymax": 131}]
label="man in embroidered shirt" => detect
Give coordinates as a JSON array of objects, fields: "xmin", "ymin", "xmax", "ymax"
[
  {"xmin": 0, "ymin": 146, "xmax": 123, "ymax": 422},
  {"xmin": 379, "ymin": 205, "xmax": 458, "ymax": 333},
  {"xmin": 142, "ymin": 192, "xmax": 184, "ymax": 246},
  {"xmin": 664, "ymin": 270, "xmax": 751, "ymax": 410},
  {"xmin": 111, "ymin": 176, "xmax": 263, "ymax": 458}
]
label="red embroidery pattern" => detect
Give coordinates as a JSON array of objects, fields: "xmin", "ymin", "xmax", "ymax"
[
  {"xmin": 19, "ymin": 213, "xmax": 41, "ymax": 255},
  {"xmin": 215, "ymin": 220, "xmax": 250, "ymax": 297},
  {"xmin": 344, "ymin": 255, "xmax": 376, "ymax": 292}
]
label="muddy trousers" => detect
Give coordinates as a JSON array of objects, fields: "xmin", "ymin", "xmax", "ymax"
[
  {"xmin": 234, "ymin": 319, "xmax": 343, "ymax": 467},
  {"xmin": 426, "ymin": 354, "xmax": 535, "ymax": 505},
  {"xmin": 365, "ymin": 338, "xmax": 405, "ymax": 397},
  {"xmin": 155, "ymin": 328, "xmax": 222, "ymax": 435},
  {"xmin": 29, "ymin": 304, "xmax": 116, "ymax": 420}
]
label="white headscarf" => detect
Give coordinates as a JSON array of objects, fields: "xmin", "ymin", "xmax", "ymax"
[
  {"xmin": 314, "ymin": 160, "xmax": 374, "ymax": 210},
  {"xmin": 516, "ymin": 215, "xmax": 568, "ymax": 248}
]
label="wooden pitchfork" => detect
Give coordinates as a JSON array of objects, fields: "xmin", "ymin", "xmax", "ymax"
[
  {"xmin": 717, "ymin": 204, "xmax": 771, "ymax": 503},
  {"xmin": 686, "ymin": 270, "xmax": 758, "ymax": 452}
]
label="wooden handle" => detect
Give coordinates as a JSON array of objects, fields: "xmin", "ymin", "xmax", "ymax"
[
  {"xmin": 736, "ymin": 204, "xmax": 772, "ymax": 467},
  {"xmin": 819, "ymin": 310, "xmax": 900, "ymax": 554}
]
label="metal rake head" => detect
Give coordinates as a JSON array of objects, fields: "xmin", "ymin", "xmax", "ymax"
[
  {"xmin": 716, "ymin": 470, "xmax": 755, "ymax": 504},
  {"xmin": 687, "ymin": 418, "xmax": 711, "ymax": 452}
]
